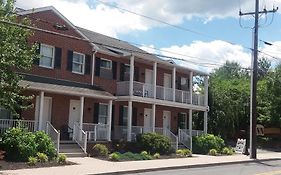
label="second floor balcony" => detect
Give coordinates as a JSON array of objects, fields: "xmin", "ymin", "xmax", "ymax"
[{"xmin": 116, "ymin": 81, "xmax": 205, "ymax": 106}]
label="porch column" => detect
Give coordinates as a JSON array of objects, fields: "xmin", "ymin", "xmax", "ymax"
[
  {"xmin": 129, "ymin": 55, "xmax": 135, "ymax": 96},
  {"xmin": 172, "ymin": 67, "xmax": 176, "ymax": 102},
  {"xmin": 204, "ymin": 76, "xmax": 209, "ymax": 134},
  {"xmin": 189, "ymin": 109, "xmax": 193, "ymax": 152},
  {"xmin": 189, "ymin": 72, "xmax": 193, "ymax": 104},
  {"xmin": 153, "ymin": 62, "xmax": 157, "ymax": 99},
  {"xmin": 152, "ymin": 104, "xmax": 156, "ymax": 132},
  {"xmin": 38, "ymin": 91, "xmax": 45, "ymax": 131},
  {"xmin": 127, "ymin": 100, "xmax": 133, "ymax": 141},
  {"xmin": 79, "ymin": 96, "xmax": 84, "ymax": 141},
  {"xmin": 107, "ymin": 100, "xmax": 113, "ymax": 141}
]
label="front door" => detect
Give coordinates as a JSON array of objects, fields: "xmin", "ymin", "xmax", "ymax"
[
  {"xmin": 68, "ymin": 100, "xmax": 81, "ymax": 138},
  {"xmin": 144, "ymin": 69, "xmax": 153, "ymax": 97},
  {"xmin": 164, "ymin": 73, "xmax": 172, "ymax": 100},
  {"xmin": 163, "ymin": 110, "xmax": 171, "ymax": 137},
  {"xmin": 35, "ymin": 96, "xmax": 52, "ymax": 131},
  {"xmin": 143, "ymin": 108, "xmax": 152, "ymax": 132}
]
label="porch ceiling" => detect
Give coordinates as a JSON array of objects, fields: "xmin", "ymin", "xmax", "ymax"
[{"xmin": 19, "ymin": 80, "xmax": 116, "ymax": 100}]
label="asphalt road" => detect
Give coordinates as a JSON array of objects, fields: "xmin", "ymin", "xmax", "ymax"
[{"xmin": 129, "ymin": 160, "xmax": 281, "ymax": 175}]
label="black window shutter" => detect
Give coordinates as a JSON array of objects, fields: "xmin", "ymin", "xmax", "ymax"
[
  {"xmin": 111, "ymin": 105, "xmax": 115, "ymax": 130},
  {"xmin": 95, "ymin": 57, "xmax": 101, "ymax": 76},
  {"xmin": 120, "ymin": 63, "xmax": 125, "ymax": 81},
  {"xmin": 112, "ymin": 61, "xmax": 117, "ymax": 80},
  {"xmin": 54, "ymin": 47, "xmax": 62, "ymax": 69},
  {"xmin": 33, "ymin": 43, "xmax": 40, "ymax": 65},
  {"xmin": 85, "ymin": 54, "xmax": 91, "ymax": 75},
  {"xmin": 93, "ymin": 103, "xmax": 99, "ymax": 124},
  {"xmin": 119, "ymin": 106, "xmax": 123, "ymax": 126},
  {"xmin": 132, "ymin": 107, "xmax": 138, "ymax": 126},
  {"xmin": 67, "ymin": 50, "xmax": 73, "ymax": 71},
  {"xmin": 177, "ymin": 76, "xmax": 181, "ymax": 90},
  {"xmin": 134, "ymin": 67, "xmax": 139, "ymax": 81}
]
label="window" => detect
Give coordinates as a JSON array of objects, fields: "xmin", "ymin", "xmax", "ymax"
[
  {"xmin": 98, "ymin": 104, "xmax": 108, "ymax": 124},
  {"xmin": 72, "ymin": 52, "xmax": 85, "ymax": 74},
  {"xmin": 124, "ymin": 64, "xmax": 130, "ymax": 81},
  {"xmin": 39, "ymin": 44, "xmax": 54, "ymax": 68},
  {"xmin": 100, "ymin": 58, "xmax": 112, "ymax": 69},
  {"xmin": 0, "ymin": 107, "xmax": 11, "ymax": 119},
  {"xmin": 181, "ymin": 77, "xmax": 189, "ymax": 91},
  {"xmin": 122, "ymin": 106, "xmax": 128, "ymax": 126},
  {"xmin": 178, "ymin": 113, "xmax": 187, "ymax": 129}
]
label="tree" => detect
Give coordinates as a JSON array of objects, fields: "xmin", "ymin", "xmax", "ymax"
[{"xmin": 0, "ymin": 0, "xmax": 37, "ymax": 116}]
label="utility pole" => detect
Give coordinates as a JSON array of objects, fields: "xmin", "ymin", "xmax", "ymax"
[{"xmin": 239, "ymin": 1, "xmax": 278, "ymax": 159}]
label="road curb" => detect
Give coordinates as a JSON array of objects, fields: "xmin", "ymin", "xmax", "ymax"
[{"xmin": 94, "ymin": 158, "xmax": 281, "ymax": 175}]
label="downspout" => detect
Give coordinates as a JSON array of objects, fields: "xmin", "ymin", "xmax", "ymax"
[{"xmin": 91, "ymin": 43, "xmax": 99, "ymax": 86}]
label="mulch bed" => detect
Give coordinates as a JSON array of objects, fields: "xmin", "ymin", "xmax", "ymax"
[{"xmin": 0, "ymin": 160, "xmax": 76, "ymax": 171}]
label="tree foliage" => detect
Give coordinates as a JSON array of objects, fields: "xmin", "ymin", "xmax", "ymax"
[{"xmin": 0, "ymin": 0, "xmax": 37, "ymax": 116}]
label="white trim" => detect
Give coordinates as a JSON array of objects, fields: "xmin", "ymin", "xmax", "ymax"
[
  {"xmin": 100, "ymin": 58, "xmax": 112, "ymax": 70},
  {"xmin": 116, "ymin": 96, "xmax": 207, "ymax": 111},
  {"xmin": 72, "ymin": 52, "xmax": 85, "ymax": 75},
  {"xmin": 39, "ymin": 44, "xmax": 55, "ymax": 69}
]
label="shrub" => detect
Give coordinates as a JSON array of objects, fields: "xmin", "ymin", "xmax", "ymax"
[
  {"xmin": 176, "ymin": 149, "xmax": 192, "ymax": 157},
  {"xmin": 37, "ymin": 152, "xmax": 48, "ymax": 163},
  {"xmin": 27, "ymin": 156, "xmax": 37, "ymax": 166},
  {"xmin": 109, "ymin": 152, "xmax": 120, "ymax": 161},
  {"xmin": 140, "ymin": 151, "xmax": 152, "ymax": 160},
  {"xmin": 208, "ymin": 149, "xmax": 218, "ymax": 156},
  {"xmin": 193, "ymin": 134, "xmax": 225, "ymax": 154},
  {"xmin": 34, "ymin": 131, "xmax": 57, "ymax": 159},
  {"xmin": 136, "ymin": 132, "xmax": 171, "ymax": 154},
  {"xmin": 92, "ymin": 144, "xmax": 109, "ymax": 157},
  {"xmin": 1, "ymin": 128, "xmax": 37, "ymax": 161},
  {"xmin": 153, "ymin": 153, "xmax": 160, "ymax": 159},
  {"xmin": 57, "ymin": 154, "xmax": 67, "ymax": 164},
  {"xmin": 221, "ymin": 147, "xmax": 234, "ymax": 155}
]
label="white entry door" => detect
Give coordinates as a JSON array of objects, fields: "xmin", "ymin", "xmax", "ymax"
[
  {"xmin": 163, "ymin": 110, "xmax": 171, "ymax": 130},
  {"xmin": 35, "ymin": 96, "xmax": 52, "ymax": 131},
  {"xmin": 164, "ymin": 73, "xmax": 172, "ymax": 100},
  {"xmin": 144, "ymin": 69, "xmax": 153, "ymax": 97},
  {"xmin": 143, "ymin": 108, "xmax": 152, "ymax": 132},
  {"xmin": 68, "ymin": 100, "xmax": 81, "ymax": 132}
]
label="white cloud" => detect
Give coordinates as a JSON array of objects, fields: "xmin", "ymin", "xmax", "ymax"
[
  {"xmin": 260, "ymin": 41, "xmax": 281, "ymax": 64},
  {"xmin": 159, "ymin": 40, "xmax": 252, "ymax": 73}
]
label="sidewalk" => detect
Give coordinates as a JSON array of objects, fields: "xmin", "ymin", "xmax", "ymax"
[{"xmin": 2, "ymin": 152, "xmax": 281, "ymax": 175}]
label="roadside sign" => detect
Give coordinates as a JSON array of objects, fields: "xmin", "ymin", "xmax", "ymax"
[{"xmin": 235, "ymin": 138, "xmax": 246, "ymax": 154}]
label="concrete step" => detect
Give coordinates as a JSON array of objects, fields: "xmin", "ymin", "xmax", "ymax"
[
  {"xmin": 63, "ymin": 152, "xmax": 87, "ymax": 157},
  {"xmin": 59, "ymin": 143, "xmax": 87, "ymax": 157}
]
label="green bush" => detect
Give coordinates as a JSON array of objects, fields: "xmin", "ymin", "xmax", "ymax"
[
  {"xmin": 153, "ymin": 153, "xmax": 160, "ymax": 159},
  {"xmin": 109, "ymin": 152, "xmax": 120, "ymax": 161},
  {"xmin": 208, "ymin": 149, "xmax": 218, "ymax": 156},
  {"xmin": 34, "ymin": 131, "xmax": 57, "ymax": 159},
  {"xmin": 92, "ymin": 144, "xmax": 109, "ymax": 157},
  {"xmin": 27, "ymin": 156, "xmax": 37, "ymax": 166},
  {"xmin": 140, "ymin": 151, "xmax": 152, "ymax": 160},
  {"xmin": 57, "ymin": 154, "xmax": 67, "ymax": 164},
  {"xmin": 193, "ymin": 134, "xmax": 225, "ymax": 154},
  {"xmin": 1, "ymin": 128, "xmax": 37, "ymax": 161},
  {"xmin": 221, "ymin": 147, "xmax": 234, "ymax": 155},
  {"xmin": 136, "ymin": 132, "xmax": 171, "ymax": 154},
  {"xmin": 176, "ymin": 149, "xmax": 192, "ymax": 157},
  {"xmin": 37, "ymin": 152, "xmax": 48, "ymax": 163}
]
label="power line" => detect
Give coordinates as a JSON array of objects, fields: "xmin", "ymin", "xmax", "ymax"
[{"xmin": 0, "ymin": 18, "xmax": 252, "ymax": 71}]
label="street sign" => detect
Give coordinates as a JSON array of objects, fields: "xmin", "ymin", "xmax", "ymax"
[
  {"xmin": 256, "ymin": 124, "xmax": 264, "ymax": 136},
  {"xmin": 235, "ymin": 138, "xmax": 246, "ymax": 154}
]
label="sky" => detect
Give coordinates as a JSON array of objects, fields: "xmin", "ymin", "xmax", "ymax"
[{"xmin": 15, "ymin": 0, "xmax": 281, "ymax": 73}]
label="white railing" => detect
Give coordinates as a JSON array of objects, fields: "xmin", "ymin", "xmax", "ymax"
[
  {"xmin": 83, "ymin": 123, "xmax": 108, "ymax": 141},
  {"xmin": 46, "ymin": 121, "xmax": 60, "ymax": 153},
  {"xmin": 73, "ymin": 122, "xmax": 87, "ymax": 153},
  {"xmin": 0, "ymin": 119, "xmax": 37, "ymax": 134},
  {"xmin": 182, "ymin": 129, "xmax": 204, "ymax": 137},
  {"xmin": 116, "ymin": 81, "xmax": 129, "ymax": 96},
  {"xmin": 175, "ymin": 89, "xmax": 191, "ymax": 103},
  {"xmin": 178, "ymin": 129, "xmax": 191, "ymax": 149},
  {"xmin": 192, "ymin": 94, "xmax": 205, "ymax": 106},
  {"xmin": 156, "ymin": 86, "xmax": 173, "ymax": 101},
  {"xmin": 113, "ymin": 125, "xmax": 143, "ymax": 141}
]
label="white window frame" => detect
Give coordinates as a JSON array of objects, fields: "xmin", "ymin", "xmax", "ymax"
[
  {"xmin": 72, "ymin": 52, "xmax": 85, "ymax": 75},
  {"xmin": 39, "ymin": 44, "xmax": 55, "ymax": 69},
  {"xmin": 100, "ymin": 58, "xmax": 112, "ymax": 70},
  {"xmin": 179, "ymin": 112, "xmax": 187, "ymax": 129},
  {"xmin": 98, "ymin": 103, "xmax": 108, "ymax": 125}
]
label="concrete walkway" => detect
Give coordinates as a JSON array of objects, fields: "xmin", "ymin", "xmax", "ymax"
[{"xmin": 1, "ymin": 152, "xmax": 281, "ymax": 175}]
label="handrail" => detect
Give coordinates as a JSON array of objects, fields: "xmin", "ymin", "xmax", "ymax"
[
  {"xmin": 164, "ymin": 128, "xmax": 179, "ymax": 150},
  {"xmin": 0, "ymin": 119, "xmax": 37, "ymax": 133},
  {"xmin": 73, "ymin": 122, "xmax": 87, "ymax": 153},
  {"xmin": 178, "ymin": 128, "xmax": 192, "ymax": 149},
  {"xmin": 46, "ymin": 121, "xmax": 60, "ymax": 153}
]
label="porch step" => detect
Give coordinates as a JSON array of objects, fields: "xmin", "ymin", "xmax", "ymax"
[{"xmin": 59, "ymin": 143, "xmax": 87, "ymax": 158}]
